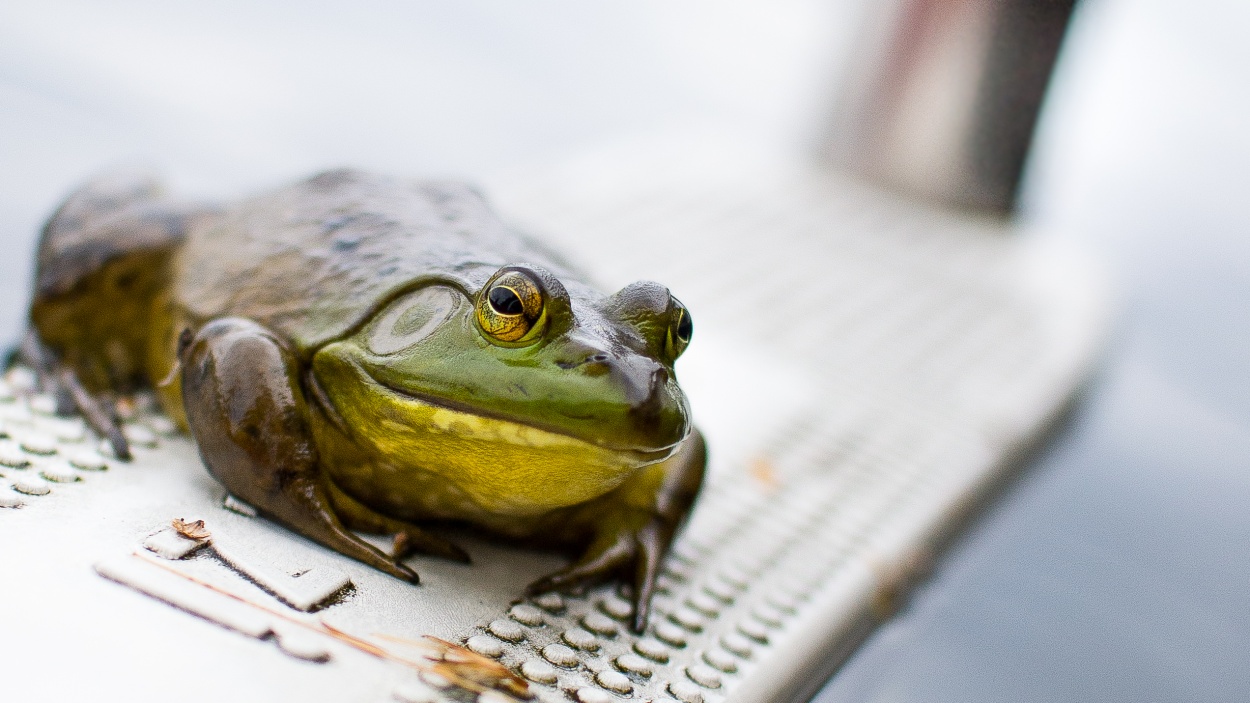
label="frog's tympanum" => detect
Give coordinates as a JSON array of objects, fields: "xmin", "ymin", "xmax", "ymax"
[{"xmin": 24, "ymin": 170, "xmax": 705, "ymax": 630}]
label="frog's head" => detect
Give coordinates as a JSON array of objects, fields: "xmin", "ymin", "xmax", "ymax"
[{"xmin": 312, "ymin": 264, "xmax": 694, "ymax": 515}]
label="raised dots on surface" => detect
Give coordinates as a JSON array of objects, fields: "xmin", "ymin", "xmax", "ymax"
[
  {"xmin": 39, "ymin": 460, "xmax": 80, "ymax": 483},
  {"xmin": 581, "ymin": 612, "xmax": 618, "ymax": 637},
  {"xmin": 509, "ymin": 603, "xmax": 545, "ymax": 627},
  {"xmin": 0, "ymin": 441, "xmax": 31, "ymax": 467},
  {"xmin": 9, "ymin": 472, "xmax": 50, "ymax": 495},
  {"xmin": 685, "ymin": 664, "xmax": 723, "ymax": 689},
  {"xmin": 465, "ymin": 635, "xmax": 503, "ymax": 658},
  {"xmin": 576, "ymin": 687, "xmax": 613, "ymax": 703},
  {"xmin": 541, "ymin": 643, "xmax": 579, "ymax": 668},
  {"xmin": 66, "ymin": 449, "xmax": 108, "ymax": 471},
  {"xmin": 701, "ymin": 648, "xmax": 738, "ymax": 673},
  {"xmin": 632, "ymin": 637, "xmax": 671, "ymax": 663},
  {"xmin": 719, "ymin": 632, "xmax": 754, "ymax": 658},
  {"xmin": 684, "ymin": 592, "xmax": 721, "ymax": 617},
  {"xmin": 667, "ymin": 607, "xmax": 706, "ymax": 633},
  {"xmin": 597, "ymin": 596, "xmax": 633, "ymax": 620},
  {"xmin": 750, "ymin": 603, "xmax": 786, "ymax": 628},
  {"xmin": 562, "ymin": 628, "xmax": 599, "ymax": 652},
  {"xmin": 736, "ymin": 619, "xmax": 770, "ymax": 644},
  {"xmin": 614, "ymin": 653, "xmax": 654, "ymax": 677},
  {"xmin": 652, "ymin": 620, "xmax": 688, "ymax": 647},
  {"xmin": 667, "ymin": 679, "xmax": 705, "ymax": 703},
  {"xmin": 17, "ymin": 432, "xmax": 59, "ymax": 455},
  {"xmin": 531, "ymin": 592, "xmax": 565, "ymax": 612},
  {"xmin": 519, "ymin": 659, "xmax": 557, "ymax": 684},
  {"xmin": 596, "ymin": 669, "xmax": 633, "ymax": 694},
  {"xmin": 487, "ymin": 618, "xmax": 525, "ymax": 642}
]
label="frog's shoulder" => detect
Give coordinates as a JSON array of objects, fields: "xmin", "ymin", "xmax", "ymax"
[{"xmin": 171, "ymin": 169, "xmax": 583, "ymax": 354}]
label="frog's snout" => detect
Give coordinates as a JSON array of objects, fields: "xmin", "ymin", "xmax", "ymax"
[
  {"xmin": 626, "ymin": 365, "xmax": 687, "ymax": 446},
  {"xmin": 562, "ymin": 349, "xmax": 689, "ymax": 453}
]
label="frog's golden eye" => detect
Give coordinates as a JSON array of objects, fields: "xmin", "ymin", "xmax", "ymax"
[
  {"xmin": 667, "ymin": 299, "xmax": 693, "ymax": 358},
  {"xmin": 476, "ymin": 271, "xmax": 544, "ymax": 343}
]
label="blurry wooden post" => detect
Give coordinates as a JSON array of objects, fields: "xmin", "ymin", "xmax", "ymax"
[{"xmin": 826, "ymin": 0, "xmax": 1079, "ymax": 216}]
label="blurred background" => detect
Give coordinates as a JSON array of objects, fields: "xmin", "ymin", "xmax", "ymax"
[{"xmin": 2, "ymin": 0, "xmax": 1248, "ymax": 700}]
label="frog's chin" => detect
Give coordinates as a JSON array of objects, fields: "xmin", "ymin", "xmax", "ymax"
[{"xmin": 319, "ymin": 364, "xmax": 678, "ymax": 517}]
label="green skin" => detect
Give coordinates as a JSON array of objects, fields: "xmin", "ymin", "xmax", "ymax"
[{"xmin": 26, "ymin": 169, "xmax": 705, "ymax": 631}]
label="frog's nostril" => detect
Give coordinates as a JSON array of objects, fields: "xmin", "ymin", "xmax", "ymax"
[{"xmin": 556, "ymin": 352, "xmax": 612, "ymax": 370}]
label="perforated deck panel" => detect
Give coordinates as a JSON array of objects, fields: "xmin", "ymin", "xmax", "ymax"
[{"xmin": 0, "ymin": 160, "xmax": 1106, "ymax": 703}]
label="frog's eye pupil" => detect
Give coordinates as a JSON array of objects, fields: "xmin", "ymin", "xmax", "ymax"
[
  {"xmin": 488, "ymin": 286, "xmax": 525, "ymax": 316},
  {"xmin": 476, "ymin": 271, "xmax": 545, "ymax": 344},
  {"xmin": 676, "ymin": 308, "xmax": 693, "ymax": 343}
]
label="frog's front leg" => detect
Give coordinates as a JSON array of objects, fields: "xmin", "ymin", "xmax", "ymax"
[
  {"xmin": 180, "ymin": 317, "xmax": 418, "ymax": 583},
  {"xmin": 528, "ymin": 429, "xmax": 706, "ymax": 632}
]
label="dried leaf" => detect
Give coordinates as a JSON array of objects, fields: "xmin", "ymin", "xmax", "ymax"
[
  {"xmin": 371, "ymin": 633, "xmax": 532, "ymax": 700},
  {"xmin": 172, "ymin": 518, "xmax": 211, "ymax": 541},
  {"xmin": 320, "ymin": 620, "xmax": 389, "ymax": 658}
]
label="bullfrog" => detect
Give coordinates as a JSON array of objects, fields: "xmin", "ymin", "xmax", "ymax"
[{"xmin": 23, "ymin": 169, "xmax": 705, "ymax": 630}]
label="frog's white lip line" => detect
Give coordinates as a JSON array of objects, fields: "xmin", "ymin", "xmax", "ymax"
[{"xmin": 356, "ymin": 364, "xmax": 681, "ymax": 461}]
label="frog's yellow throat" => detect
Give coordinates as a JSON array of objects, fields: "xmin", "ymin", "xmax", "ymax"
[{"xmin": 310, "ymin": 350, "xmax": 674, "ymax": 519}]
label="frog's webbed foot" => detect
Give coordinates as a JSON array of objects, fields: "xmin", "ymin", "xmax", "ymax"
[
  {"xmin": 180, "ymin": 317, "xmax": 417, "ymax": 584},
  {"xmin": 392, "ymin": 529, "xmax": 471, "ymax": 564},
  {"xmin": 324, "ymin": 480, "xmax": 471, "ymax": 564},
  {"xmin": 528, "ymin": 429, "xmax": 707, "ymax": 633},
  {"xmin": 15, "ymin": 329, "xmax": 131, "ymax": 460},
  {"xmin": 526, "ymin": 523, "xmax": 667, "ymax": 630}
]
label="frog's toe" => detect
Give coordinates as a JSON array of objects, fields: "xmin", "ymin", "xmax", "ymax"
[
  {"xmin": 361, "ymin": 555, "xmax": 419, "ymax": 584},
  {"xmin": 393, "ymin": 529, "xmax": 471, "ymax": 564},
  {"xmin": 57, "ymin": 368, "xmax": 130, "ymax": 460},
  {"xmin": 17, "ymin": 330, "xmax": 131, "ymax": 460},
  {"xmin": 351, "ymin": 548, "xmax": 419, "ymax": 583},
  {"xmin": 381, "ymin": 559, "xmax": 421, "ymax": 584},
  {"xmin": 304, "ymin": 516, "xmax": 421, "ymax": 584},
  {"xmin": 526, "ymin": 534, "xmax": 634, "ymax": 596},
  {"xmin": 355, "ymin": 544, "xmax": 421, "ymax": 584},
  {"xmin": 629, "ymin": 523, "xmax": 667, "ymax": 632}
]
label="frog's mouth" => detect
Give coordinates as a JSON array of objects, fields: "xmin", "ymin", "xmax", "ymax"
[
  {"xmin": 322, "ymin": 359, "xmax": 680, "ymax": 466},
  {"xmin": 374, "ymin": 377, "xmax": 677, "ymax": 463}
]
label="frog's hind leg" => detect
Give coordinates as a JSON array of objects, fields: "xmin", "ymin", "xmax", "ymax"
[
  {"xmin": 180, "ymin": 317, "xmax": 418, "ymax": 584},
  {"xmin": 324, "ymin": 481, "xmax": 471, "ymax": 564},
  {"xmin": 27, "ymin": 171, "xmax": 218, "ymax": 459},
  {"xmin": 12, "ymin": 329, "xmax": 131, "ymax": 460}
]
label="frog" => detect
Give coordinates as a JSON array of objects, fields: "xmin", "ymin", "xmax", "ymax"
[{"xmin": 22, "ymin": 168, "xmax": 705, "ymax": 631}]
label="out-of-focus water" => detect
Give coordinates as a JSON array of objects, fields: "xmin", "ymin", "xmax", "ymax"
[{"xmin": 817, "ymin": 0, "xmax": 1250, "ymax": 700}]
